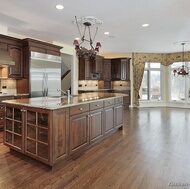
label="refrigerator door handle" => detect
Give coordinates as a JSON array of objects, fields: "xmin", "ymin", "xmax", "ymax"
[
  {"xmin": 42, "ymin": 73, "xmax": 45, "ymax": 97},
  {"xmin": 46, "ymin": 73, "xmax": 48, "ymax": 96}
]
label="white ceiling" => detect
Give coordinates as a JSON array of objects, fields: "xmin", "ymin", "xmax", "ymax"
[{"xmin": 1, "ymin": 0, "xmax": 190, "ymax": 53}]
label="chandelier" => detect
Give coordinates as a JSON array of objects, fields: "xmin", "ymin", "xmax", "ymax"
[
  {"xmin": 73, "ymin": 16, "xmax": 102, "ymax": 58},
  {"xmin": 173, "ymin": 42, "xmax": 190, "ymax": 77}
]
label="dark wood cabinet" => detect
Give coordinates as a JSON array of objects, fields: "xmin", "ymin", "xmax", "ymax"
[
  {"xmin": 93, "ymin": 55, "xmax": 103, "ymax": 79},
  {"xmin": 8, "ymin": 45, "xmax": 23, "ymax": 78},
  {"xmin": 111, "ymin": 58, "xmax": 131, "ymax": 80},
  {"xmin": 103, "ymin": 59, "xmax": 111, "ymax": 81},
  {"xmin": 79, "ymin": 55, "xmax": 93, "ymax": 80},
  {"xmin": 79, "ymin": 55, "xmax": 104, "ymax": 80},
  {"xmin": 4, "ymin": 104, "xmax": 25, "ymax": 153},
  {"xmin": 4, "ymin": 96, "xmax": 124, "ymax": 166},
  {"xmin": 0, "ymin": 34, "xmax": 23, "ymax": 78},
  {"xmin": 0, "ymin": 105, "xmax": 5, "ymax": 129},
  {"xmin": 103, "ymin": 99, "xmax": 115, "ymax": 134},
  {"xmin": 89, "ymin": 101, "xmax": 104, "ymax": 143},
  {"xmin": 114, "ymin": 97, "xmax": 123, "ymax": 129},
  {"xmin": 69, "ymin": 104, "xmax": 90, "ymax": 154}
]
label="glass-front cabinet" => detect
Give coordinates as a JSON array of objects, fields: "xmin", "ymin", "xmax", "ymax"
[
  {"xmin": 4, "ymin": 105, "xmax": 50, "ymax": 164},
  {"xmin": 25, "ymin": 110, "xmax": 49, "ymax": 161},
  {"xmin": 4, "ymin": 105, "xmax": 24, "ymax": 152}
]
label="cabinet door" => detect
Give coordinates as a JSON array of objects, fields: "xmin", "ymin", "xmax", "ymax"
[
  {"xmin": 104, "ymin": 107, "xmax": 114, "ymax": 134},
  {"xmin": 4, "ymin": 105, "xmax": 24, "ymax": 153},
  {"xmin": 111, "ymin": 59, "xmax": 121, "ymax": 80},
  {"xmin": 114, "ymin": 105, "xmax": 123, "ymax": 129},
  {"xmin": 25, "ymin": 108, "xmax": 49, "ymax": 163},
  {"xmin": 93, "ymin": 55, "xmax": 103, "ymax": 73},
  {"xmin": 90, "ymin": 109, "xmax": 103, "ymax": 143},
  {"xmin": 85, "ymin": 56, "xmax": 93, "ymax": 79},
  {"xmin": 121, "ymin": 61, "xmax": 127, "ymax": 80},
  {"xmin": 8, "ymin": 45, "xmax": 23, "ymax": 78},
  {"xmin": 69, "ymin": 112, "xmax": 89, "ymax": 154},
  {"xmin": 0, "ymin": 105, "xmax": 5, "ymax": 129},
  {"xmin": 52, "ymin": 108, "xmax": 69, "ymax": 164},
  {"xmin": 103, "ymin": 60, "xmax": 111, "ymax": 81},
  {"xmin": 79, "ymin": 56, "xmax": 93, "ymax": 80}
]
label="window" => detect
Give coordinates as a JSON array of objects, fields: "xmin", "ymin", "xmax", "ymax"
[
  {"xmin": 139, "ymin": 63, "xmax": 163, "ymax": 101},
  {"xmin": 169, "ymin": 62, "xmax": 190, "ymax": 101}
]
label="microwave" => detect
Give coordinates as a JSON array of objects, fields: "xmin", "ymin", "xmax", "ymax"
[{"xmin": 91, "ymin": 73, "xmax": 100, "ymax": 80}]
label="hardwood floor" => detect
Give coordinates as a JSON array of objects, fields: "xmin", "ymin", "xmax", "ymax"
[{"xmin": 1, "ymin": 107, "xmax": 190, "ymax": 189}]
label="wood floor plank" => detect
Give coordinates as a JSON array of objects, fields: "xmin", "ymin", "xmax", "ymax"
[{"xmin": 1, "ymin": 107, "xmax": 190, "ymax": 189}]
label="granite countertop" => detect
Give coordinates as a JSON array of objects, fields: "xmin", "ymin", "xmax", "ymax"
[
  {"xmin": 78, "ymin": 89, "xmax": 130, "ymax": 92},
  {"xmin": 2, "ymin": 92, "xmax": 127, "ymax": 110},
  {"xmin": 0, "ymin": 93, "xmax": 29, "ymax": 97}
]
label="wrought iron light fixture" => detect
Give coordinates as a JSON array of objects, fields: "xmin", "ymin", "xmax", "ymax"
[
  {"xmin": 73, "ymin": 16, "xmax": 102, "ymax": 58},
  {"xmin": 173, "ymin": 42, "xmax": 190, "ymax": 77}
]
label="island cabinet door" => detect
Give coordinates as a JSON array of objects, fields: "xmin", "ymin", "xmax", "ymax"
[
  {"xmin": 114, "ymin": 105, "xmax": 123, "ymax": 129},
  {"xmin": 89, "ymin": 108, "xmax": 104, "ymax": 144},
  {"xmin": 69, "ymin": 112, "xmax": 89, "ymax": 154},
  {"xmin": 4, "ymin": 105, "xmax": 25, "ymax": 153},
  {"xmin": 52, "ymin": 108, "xmax": 69, "ymax": 165},
  {"xmin": 103, "ymin": 106, "xmax": 115, "ymax": 135},
  {"xmin": 25, "ymin": 107, "xmax": 50, "ymax": 165}
]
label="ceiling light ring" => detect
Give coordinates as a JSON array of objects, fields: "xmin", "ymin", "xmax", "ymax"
[
  {"xmin": 73, "ymin": 16, "xmax": 102, "ymax": 28},
  {"xmin": 73, "ymin": 16, "xmax": 102, "ymax": 58}
]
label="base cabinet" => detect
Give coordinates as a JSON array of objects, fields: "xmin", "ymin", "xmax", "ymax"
[
  {"xmin": 90, "ymin": 108, "xmax": 104, "ymax": 143},
  {"xmin": 69, "ymin": 112, "xmax": 89, "ymax": 154},
  {"xmin": 104, "ymin": 107, "xmax": 114, "ymax": 134},
  {"xmin": 4, "ymin": 96, "xmax": 124, "ymax": 167},
  {"xmin": 52, "ymin": 108, "xmax": 69, "ymax": 164},
  {"xmin": 4, "ymin": 105, "xmax": 24, "ymax": 153}
]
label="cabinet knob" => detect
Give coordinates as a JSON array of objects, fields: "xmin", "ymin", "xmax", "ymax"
[
  {"xmin": 0, "ymin": 117, "xmax": 3, "ymax": 120},
  {"xmin": 108, "ymin": 101, "xmax": 111, "ymax": 104},
  {"xmin": 96, "ymin": 104, "xmax": 99, "ymax": 107},
  {"xmin": 79, "ymin": 108, "xmax": 83, "ymax": 111}
]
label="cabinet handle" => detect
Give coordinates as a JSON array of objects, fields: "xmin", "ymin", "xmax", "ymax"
[
  {"xmin": 96, "ymin": 104, "xmax": 99, "ymax": 107},
  {"xmin": 79, "ymin": 108, "xmax": 83, "ymax": 111},
  {"xmin": 108, "ymin": 101, "xmax": 111, "ymax": 104},
  {"xmin": 0, "ymin": 107, "xmax": 4, "ymax": 109},
  {"xmin": 0, "ymin": 117, "xmax": 3, "ymax": 120},
  {"xmin": 21, "ymin": 109, "xmax": 26, "ymax": 112}
]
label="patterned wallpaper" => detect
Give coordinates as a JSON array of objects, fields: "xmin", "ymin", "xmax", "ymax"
[{"xmin": 133, "ymin": 51, "xmax": 190, "ymax": 66}]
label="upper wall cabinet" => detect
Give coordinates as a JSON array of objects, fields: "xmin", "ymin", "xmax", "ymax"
[
  {"xmin": 78, "ymin": 55, "xmax": 104, "ymax": 80},
  {"xmin": 0, "ymin": 34, "xmax": 23, "ymax": 78},
  {"xmin": 111, "ymin": 58, "xmax": 131, "ymax": 81},
  {"xmin": 22, "ymin": 38, "xmax": 63, "ymax": 78},
  {"xmin": 103, "ymin": 59, "xmax": 111, "ymax": 81},
  {"xmin": 79, "ymin": 55, "xmax": 93, "ymax": 80}
]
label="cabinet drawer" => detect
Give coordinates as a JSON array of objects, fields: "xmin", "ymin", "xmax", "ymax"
[
  {"xmin": 70, "ymin": 104, "xmax": 89, "ymax": 116},
  {"xmin": 104, "ymin": 98, "xmax": 115, "ymax": 107},
  {"xmin": 114, "ymin": 97, "xmax": 123, "ymax": 104},
  {"xmin": 90, "ymin": 101, "xmax": 103, "ymax": 111}
]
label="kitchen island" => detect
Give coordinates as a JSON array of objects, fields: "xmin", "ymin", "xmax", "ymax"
[{"xmin": 3, "ymin": 92, "xmax": 126, "ymax": 167}]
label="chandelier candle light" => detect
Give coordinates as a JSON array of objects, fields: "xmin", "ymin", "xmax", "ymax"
[
  {"xmin": 173, "ymin": 42, "xmax": 190, "ymax": 77},
  {"xmin": 73, "ymin": 16, "xmax": 102, "ymax": 58}
]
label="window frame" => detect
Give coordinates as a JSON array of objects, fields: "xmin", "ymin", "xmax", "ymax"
[{"xmin": 140, "ymin": 62, "xmax": 164, "ymax": 101}]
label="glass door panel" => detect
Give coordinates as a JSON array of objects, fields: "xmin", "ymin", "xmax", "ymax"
[{"xmin": 37, "ymin": 143, "xmax": 48, "ymax": 159}]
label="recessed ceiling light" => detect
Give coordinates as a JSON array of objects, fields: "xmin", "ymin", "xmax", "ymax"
[
  {"xmin": 56, "ymin": 4, "xmax": 64, "ymax": 10},
  {"xmin": 75, "ymin": 37, "xmax": 80, "ymax": 40},
  {"xmin": 142, "ymin": 24, "xmax": 149, "ymax": 27},
  {"xmin": 104, "ymin": 32, "xmax": 109, "ymax": 35}
]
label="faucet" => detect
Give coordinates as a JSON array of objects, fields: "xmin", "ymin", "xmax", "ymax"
[{"xmin": 57, "ymin": 89, "xmax": 71, "ymax": 97}]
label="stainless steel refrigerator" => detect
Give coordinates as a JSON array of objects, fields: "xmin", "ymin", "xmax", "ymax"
[{"xmin": 30, "ymin": 51, "xmax": 61, "ymax": 98}]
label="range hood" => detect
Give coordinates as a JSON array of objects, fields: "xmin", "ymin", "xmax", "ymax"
[{"xmin": 0, "ymin": 49, "xmax": 15, "ymax": 66}]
